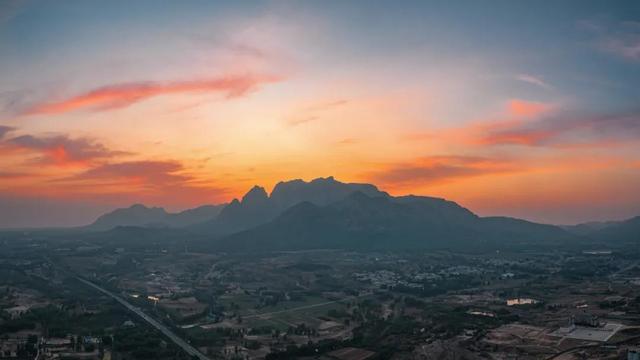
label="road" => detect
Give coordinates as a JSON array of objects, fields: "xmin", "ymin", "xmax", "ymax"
[{"xmin": 75, "ymin": 277, "xmax": 210, "ymax": 360}]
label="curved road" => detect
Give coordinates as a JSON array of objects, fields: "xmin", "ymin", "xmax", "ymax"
[{"xmin": 76, "ymin": 277, "xmax": 210, "ymax": 360}]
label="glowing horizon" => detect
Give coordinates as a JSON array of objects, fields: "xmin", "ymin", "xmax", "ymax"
[{"xmin": 1, "ymin": 1, "xmax": 640, "ymax": 227}]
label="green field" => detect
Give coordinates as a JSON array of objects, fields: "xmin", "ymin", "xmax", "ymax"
[{"xmin": 218, "ymin": 293, "xmax": 348, "ymax": 331}]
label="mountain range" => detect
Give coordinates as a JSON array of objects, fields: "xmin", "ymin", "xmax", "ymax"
[
  {"xmin": 83, "ymin": 176, "xmax": 639, "ymax": 251},
  {"xmin": 216, "ymin": 192, "xmax": 573, "ymax": 252},
  {"xmin": 192, "ymin": 176, "xmax": 387, "ymax": 235},
  {"xmin": 87, "ymin": 204, "xmax": 225, "ymax": 231}
]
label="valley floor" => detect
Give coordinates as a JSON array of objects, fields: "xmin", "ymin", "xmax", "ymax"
[{"xmin": 1, "ymin": 231, "xmax": 639, "ymax": 359}]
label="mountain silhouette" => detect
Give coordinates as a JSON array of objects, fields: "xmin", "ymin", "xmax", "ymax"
[
  {"xmin": 588, "ymin": 216, "xmax": 640, "ymax": 244},
  {"xmin": 211, "ymin": 191, "xmax": 573, "ymax": 252},
  {"xmin": 560, "ymin": 221, "xmax": 619, "ymax": 236},
  {"xmin": 87, "ymin": 203, "xmax": 225, "ymax": 230},
  {"xmin": 193, "ymin": 176, "xmax": 389, "ymax": 235},
  {"xmin": 270, "ymin": 176, "xmax": 386, "ymax": 210},
  {"xmin": 85, "ymin": 176, "xmax": 585, "ymax": 252}
]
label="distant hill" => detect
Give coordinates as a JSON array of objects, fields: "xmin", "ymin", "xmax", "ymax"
[
  {"xmin": 192, "ymin": 176, "xmax": 389, "ymax": 235},
  {"xmin": 87, "ymin": 204, "xmax": 225, "ymax": 231},
  {"xmin": 560, "ymin": 221, "xmax": 619, "ymax": 236},
  {"xmin": 587, "ymin": 216, "xmax": 640, "ymax": 245},
  {"xmin": 211, "ymin": 191, "xmax": 574, "ymax": 252},
  {"xmin": 479, "ymin": 216, "xmax": 573, "ymax": 246},
  {"xmin": 168, "ymin": 205, "xmax": 227, "ymax": 227}
]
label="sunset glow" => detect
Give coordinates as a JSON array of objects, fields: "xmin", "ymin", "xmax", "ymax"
[{"xmin": 1, "ymin": 1, "xmax": 639, "ymax": 227}]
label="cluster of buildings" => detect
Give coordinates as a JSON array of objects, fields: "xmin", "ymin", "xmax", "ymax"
[
  {"xmin": 0, "ymin": 336, "xmax": 103, "ymax": 360},
  {"xmin": 353, "ymin": 270, "xmax": 421, "ymax": 289}
]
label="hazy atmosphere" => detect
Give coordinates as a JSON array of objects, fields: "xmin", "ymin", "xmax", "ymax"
[
  {"xmin": 2, "ymin": 1, "xmax": 640, "ymax": 227},
  {"xmin": 2, "ymin": 2, "xmax": 640, "ymax": 360}
]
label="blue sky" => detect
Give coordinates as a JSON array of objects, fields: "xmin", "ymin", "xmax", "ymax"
[{"xmin": 1, "ymin": 0, "xmax": 640, "ymax": 227}]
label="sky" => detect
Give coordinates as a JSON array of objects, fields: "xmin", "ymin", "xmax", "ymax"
[{"xmin": 1, "ymin": 0, "xmax": 640, "ymax": 227}]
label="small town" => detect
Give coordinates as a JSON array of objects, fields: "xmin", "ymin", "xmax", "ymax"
[{"xmin": 1, "ymin": 230, "xmax": 639, "ymax": 359}]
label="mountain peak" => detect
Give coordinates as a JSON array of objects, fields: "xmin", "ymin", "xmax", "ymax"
[
  {"xmin": 200, "ymin": 177, "xmax": 389, "ymax": 236},
  {"xmin": 241, "ymin": 185, "xmax": 268, "ymax": 205},
  {"xmin": 270, "ymin": 176, "xmax": 387, "ymax": 210},
  {"xmin": 310, "ymin": 176, "xmax": 336, "ymax": 183},
  {"xmin": 129, "ymin": 203, "xmax": 149, "ymax": 209},
  {"xmin": 126, "ymin": 203, "xmax": 167, "ymax": 213}
]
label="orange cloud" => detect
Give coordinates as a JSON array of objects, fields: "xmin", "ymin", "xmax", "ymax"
[
  {"xmin": 335, "ymin": 138, "xmax": 358, "ymax": 145},
  {"xmin": 26, "ymin": 73, "xmax": 282, "ymax": 115},
  {"xmin": 420, "ymin": 104, "xmax": 640, "ymax": 149},
  {"xmin": 44, "ymin": 159, "xmax": 230, "ymax": 207},
  {"xmin": 401, "ymin": 99, "xmax": 554, "ymax": 146},
  {"xmin": 365, "ymin": 155, "xmax": 518, "ymax": 189},
  {"xmin": 0, "ymin": 133, "xmax": 127, "ymax": 167},
  {"xmin": 0, "ymin": 125, "xmax": 14, "ymax": 139},
  {"xmin": 0, "ymin": 128, "xmax": 229, "ymax": 208},
  {"xmin": 476, "ymin": 110, "xmax": 640, "ymax": 147},
  {"xmin": 0, "ymin": 171, "xmax": 32, "ymax": 179},
  {"xmin": 506, "ymin": 99, "xmax": 550, "ymax": 117},
  {"xmin": 69, "ymin": 160, "xmax": 190, "ymax": 186},
  {"xmin": 477, "ymin": 129, "xmax": 554, "ymax": 146}
]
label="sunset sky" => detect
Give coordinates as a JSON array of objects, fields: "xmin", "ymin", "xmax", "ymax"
[{"xmin": 1, "ymin": 1, "xmax": 640, "ymax": 227}]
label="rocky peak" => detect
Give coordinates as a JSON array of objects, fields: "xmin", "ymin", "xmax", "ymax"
[{"xmin": 241, "ymin": 185, "xmax": 269, "ymax": 205}]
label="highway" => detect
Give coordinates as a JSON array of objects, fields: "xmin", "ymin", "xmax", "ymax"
[{"xmin": 75, "ymin": 277, "xmax": 210, "ymax": 360}]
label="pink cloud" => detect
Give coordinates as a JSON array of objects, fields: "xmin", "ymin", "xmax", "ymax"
[
  {"xmin": 476, "ymin": 110, "xmax": 640, "ymax": 147},
  {"xmin": 0, "ymin": 132, "xmax": 127, "ymax": 167},
  {"xmin": 72, "ymin": 160, "xmax": 189, "ymax": 185},
  {"xmin": 26, "ymin": 73, "xmax": 282, "ymax": 115},
  {"xmin": 506, "ymin": 99, "xmax": 551, "ymax": 118},
  {"xmin": 366, "ymin": 155, "xmax": 517, "ymax": 187}
]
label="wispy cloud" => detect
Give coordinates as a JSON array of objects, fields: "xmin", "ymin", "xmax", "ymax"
[
  {"xmin": 56, "ymin": 159, "xmax": 229, "ymax": 204},
  {"xmin": 515, "ymin": 74, "xmax": 552, "ymax": 89},
  {"xmin": 70, "ymin": 160, "xmax": 189, "ymax": 185},
  {"xmin": 402, "ymin": 99, "xmax": 553, "ymax": 145},
  {"xmin": 403, "ymin": 100, "xmax": 638, "ymax": 150},
  {"xmin": 0, "ymin": 125, "xmax": 14, "ymax": 139},
  {"xmin": 476, "ymin": 110, "xmax": 640, "ymax": 147},
  {"xmin": 335, "ymin": 138, "xmax": 358, "ymax": 145},
  {"xmin": 0, "ymin": 128, "xmax": 228, "ymax": 205},
  {"xmin": 287, "ymin": 115, "xmax": 319, "ymax": 126},
  {"xmin": 0, "ymin": 171, "xmax": 32, "ymax": 179},
  {"xmin": 26, "ymin": 73, "xmax": 282, "ymax": 115},
  {"xmin": 366, "ymin": 155, "xmax": 516, "ymax": 188},
  {"xmin": 0, "ymin": 0, "xmax": 27, "ymax": 25},
  {"xmin": 305, "ymin": 99, "xmax": 349, "ymax": 112},
  {"xmin": 0, "ymin": 89, "xmax": 35, "ymax": 115},
  {"xmin": 286, "ymin": 99, "xmax": 348, "ymax": 126},
  {"xmin": 583, "ymin": 19, "xmax": 640, "ymax": 62},
  {"xmin": 477, "ymin": 128, "xmax": 553, "ymax": 146},
  {"xmin": 0, "ymin": 131, "xmax": 127, "ymax": 166}
]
